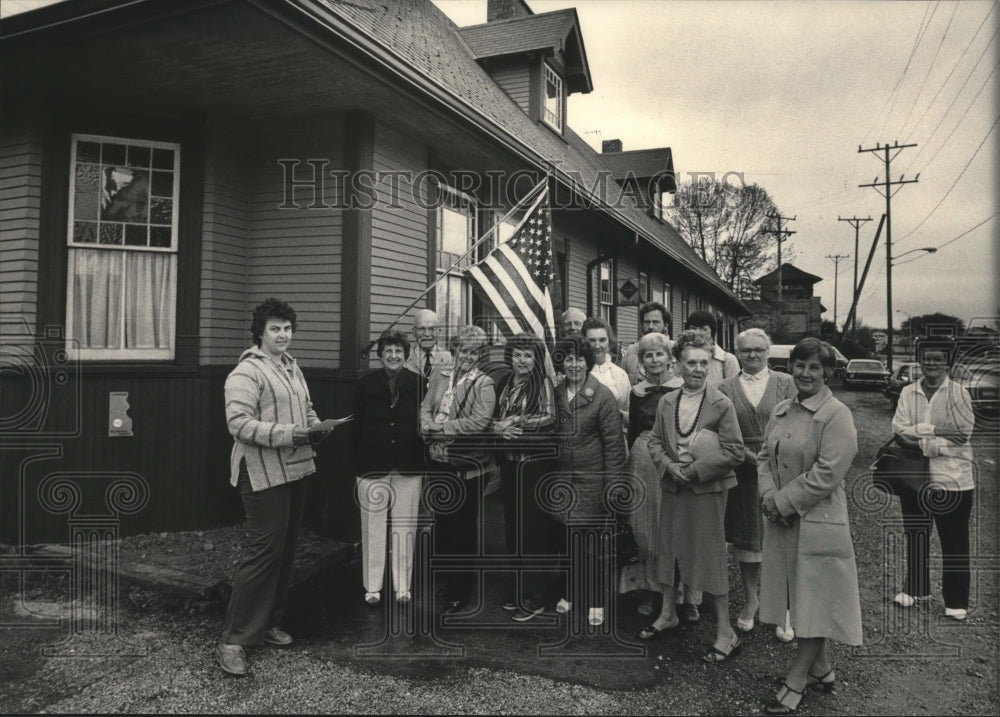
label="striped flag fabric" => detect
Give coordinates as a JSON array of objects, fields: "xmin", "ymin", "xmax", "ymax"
[{"xmin": 462, "ymin": 186, "xmax": 556, "ymax": 345}]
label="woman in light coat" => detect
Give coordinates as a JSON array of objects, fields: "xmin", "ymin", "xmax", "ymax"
[
  {"xmin": 644, "ymin": 331, "xmax": 744, "ymax": 662},
  {"xmin": 758, "ymin": 338, "xmax": 861, "ymax": 714}
]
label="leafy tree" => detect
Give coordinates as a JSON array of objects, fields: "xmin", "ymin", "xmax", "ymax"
[
  {"xmin": 669, "ymin": 177, "xmax": 782, "ymax": 298},
  {"xmin": 900, "ymin": 313, "xmax": 966, "ymax": 341}
]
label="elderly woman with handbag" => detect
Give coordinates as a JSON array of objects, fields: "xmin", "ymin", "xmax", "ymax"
[
  {"xmin": 758, "ymin": 338, "xmax": 862, "ymax": 714},
  {"xmin": 643, "ymin": 330, "xmax": 744, "ymax": 663},
  {"xmin": 420, "ymin": 325, "xmax": 496, "ymax": 615},
  {"xmin": 890, "ymin": 339, "xmax": 976, "ymax": 620}
]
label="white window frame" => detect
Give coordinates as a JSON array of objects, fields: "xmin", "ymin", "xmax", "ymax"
[
  {"xmin": 599, "ymin": 258, "xmax": 614, "ymax": 322},
  {"xmin": 65, "ymin": 133, "xmax": 180, "ymax": 361},
  {"xmin": 435, "ymin": 183, "xmax": 478, "ymax": 335},
  {"xmin": 542, "ymin": 63, "xmax": 563, "ymax": 132}
]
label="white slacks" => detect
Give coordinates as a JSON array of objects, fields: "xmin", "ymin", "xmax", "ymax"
[{"xmin": 357, "ymin": 471, "xmax": 423, "ymax": 595}]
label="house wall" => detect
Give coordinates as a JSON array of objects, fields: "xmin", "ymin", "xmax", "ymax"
[
  {"xmin": 489, "ymin": 57, "xmax": 532, "ymax": 114},
  {"xmin": 245, "ymin": 118, "xmax": 345, "ymax": 369},
  {"xmin": 0, "ymin": 120, "xmax": 42, "ymax": 332},
  {"xmin": 198, "ymin": 119, "xmax": 251, "ymax": 366}
]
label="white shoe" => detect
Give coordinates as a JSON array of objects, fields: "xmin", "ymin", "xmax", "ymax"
[
  {"xmin": 588, "ymin": 607, "xmax": 605, "ymax": 626},
  {"xmin": 775, "ymin": 610, "xmax": 795, "ymax": 642},
  {"xmin": 944, "ymin": 608, "xmax": 967, "ymax": 621},
  {"xmin": 555, "ymin": 598, "xmax": 572, "ymax": 614},
  {"xmin": 893, "ymin": 592, "xmax": 916, "ymax": 608}
]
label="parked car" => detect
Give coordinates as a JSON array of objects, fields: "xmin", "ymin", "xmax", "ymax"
[
  {"xmin": 768, "ymin": 343, "xmax": 849, "ymax": 378},
  {"xmin": 844, "ymin": 359, "xmax": 889, "ymax": 389},
  {"xmin": 885, "ymin": 362, "xmax": 921, "ymax": 409}
]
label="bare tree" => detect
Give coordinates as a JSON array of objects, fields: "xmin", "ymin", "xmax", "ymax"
[{"xmin": 669, "ymin": 177, "xmax": 783, "ymax": 298}]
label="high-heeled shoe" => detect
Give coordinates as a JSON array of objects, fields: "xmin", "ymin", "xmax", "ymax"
[
  {"xmin": 806, "ymin": 667, "xmax": 836, "ymax": 693},
  {"xmin": 637, "ymin": 617, "xmax": 679, "ymax": 640},
  {"xmin": 764, "ymin": 682, "xmax": 804, "ymax": 714}
]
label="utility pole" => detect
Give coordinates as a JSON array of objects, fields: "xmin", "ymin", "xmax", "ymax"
[
  {"xmin": 858, "ymin": 141, "xmax": 918, "ymax": 373},
  {"xmin": 837, "ymin": 215, "xmax": 872, "ymax": 335},
  {"xmin": 825, "ymin": 253, "xmax": 849, "ymax": 328},
  {"xmin": 763, "ymin": 214, "xmax": 796, "ymax": 333}
]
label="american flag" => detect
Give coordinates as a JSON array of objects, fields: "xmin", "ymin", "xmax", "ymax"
[{"xmin": 462, "ymin": 186, "xmax": 556, "ymax": 345}]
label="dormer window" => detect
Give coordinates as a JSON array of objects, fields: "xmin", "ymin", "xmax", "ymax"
[{"xmin": 542, "ymin": 63, "xmax": 563, "ymax": 132}]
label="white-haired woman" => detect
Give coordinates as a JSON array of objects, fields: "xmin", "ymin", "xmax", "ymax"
[{"xmin": 618, "ymin": 332, "xmax": 682, "ymax": 616}]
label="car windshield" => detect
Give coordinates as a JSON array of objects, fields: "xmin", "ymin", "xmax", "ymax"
[{"xmin": 850, "ymin": 361, "xmax": 883, "ymax": 371}]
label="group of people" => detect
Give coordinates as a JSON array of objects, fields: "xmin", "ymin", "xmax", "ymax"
[{"xmin": 215, "ymin": 297, "xmax": 978, "ymax": 716}]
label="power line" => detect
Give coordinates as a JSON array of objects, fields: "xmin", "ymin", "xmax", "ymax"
[
  {"xmin": 902, "ymin": 2, "xmax": 997, "ymax": 145},
  {"xmin": 894, "ymin": 210, "xmax": 1000, "ymax": 265},
  {"xmin": 896, "ymin": 112, "xmax": 999, "ymax": 244},
  {"xmin": 898, "ymin": 2, "xmax": 959, "ymax": 140}
]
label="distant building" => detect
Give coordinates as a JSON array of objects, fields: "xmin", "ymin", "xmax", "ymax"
[{"xmin": 740, "ymin": 263, "xmax": 826, "ymax": 341}]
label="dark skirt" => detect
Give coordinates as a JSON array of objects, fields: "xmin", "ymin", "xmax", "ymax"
[{"xmin": 725, "ymin": 460, "xmax": 763, "ymax": 553}]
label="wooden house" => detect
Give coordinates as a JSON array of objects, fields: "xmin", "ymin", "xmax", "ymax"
[{"xmin": 0, "ymin": 0, "xmax": 746, "ymax": 543}]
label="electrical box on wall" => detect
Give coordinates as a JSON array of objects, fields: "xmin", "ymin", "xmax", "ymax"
[{"xmin": 108, "ymin": 391, "xmax": 133, "ymax": 437}]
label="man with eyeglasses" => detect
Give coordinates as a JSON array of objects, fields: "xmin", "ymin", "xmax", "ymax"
[
  {"xmin": 719, "ymin": 327, "xmax": 797, "ymax": 643},
  {"xmin": 405, "ymin": 309, "xmax": 453, "ymax": 386}
]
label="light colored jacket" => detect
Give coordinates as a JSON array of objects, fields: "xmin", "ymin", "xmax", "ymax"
[
  {"xmin": 757, "ymin": 385, "xmax": 862, "ymax": 645},
  {"xmin": 891, "ymin": 376, "xmax": 975, "ymax": 491},
  {"xmin": 225, "ymin": 346, "xmax": 319, "ymax": 492}
]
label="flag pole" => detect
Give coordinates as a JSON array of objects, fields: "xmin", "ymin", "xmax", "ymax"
[{"xmin": 360, "ymin": 177, "xmax": 548, "ymax": 357}]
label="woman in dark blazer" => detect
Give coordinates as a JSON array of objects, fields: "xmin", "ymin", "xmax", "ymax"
[
  {"xmin": 645, "ymin": 330, "xmax": 744, "ymax": 663},
  {"xmin": 353, "ymin": 328, "xmax": 426, "ymax": 606},
  {"xmin": 552, "ymin": 335, "xmax": 627, "ymax": 628}
]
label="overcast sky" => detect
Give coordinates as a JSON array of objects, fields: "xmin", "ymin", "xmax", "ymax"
[{"xmin": 435, "ymin": 0, "xmax": 999, "ymax": 332}]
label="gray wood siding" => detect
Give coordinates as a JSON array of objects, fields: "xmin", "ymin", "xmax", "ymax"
[
  {"xmin": 247, "ymin": 119, "xmax": 344, "ymax": 368},
  {"xmin": 0, "ymin": 125, "xmax": 42, "ymax": 332},
  {"xmin": 199, "ymin": 120, "xmax": 251, "ymax": 365},
  {"xmin": 565, "ymin": 236, "xmax": 597, "ymax": 314},
  {"xmin": 369, "ymin": 122, "xmax": 430, "ymax": 363},
  {"xmin": 492, "ymin": 63, "xmax": 532, "ymax": 114}
]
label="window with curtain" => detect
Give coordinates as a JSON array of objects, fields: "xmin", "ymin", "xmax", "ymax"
[
  {"xmin": 66, "ymin": 134, "xmax": 179, "ymax": 360},
  {"xmin": 434, "ymin": 183, "xmax": 477, "ymax": 336}
]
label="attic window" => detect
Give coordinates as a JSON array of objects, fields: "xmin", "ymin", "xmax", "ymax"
[{"xmin": 542, "ymin": 63, "xmax": 563, "ymax": 132}]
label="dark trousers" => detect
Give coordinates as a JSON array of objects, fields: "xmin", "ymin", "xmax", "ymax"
[
  {"xmin": 499, "ymin": 455, "xmax": 563, "ymax": 606},
  {"xmin": 221, "ymin": 463, "xmax": 308, "ymax": 645},
  {"xmin": 898, "ymin": 487, "xmax": 973, "ymax": 610},
  {"xmin": 430, "ymin": 462, "xmax": 483, "ymax": 605}
]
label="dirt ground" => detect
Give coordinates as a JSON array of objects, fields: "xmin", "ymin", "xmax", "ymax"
[{"xmin": 1, "ymin": 386, "xmax": 997, "ymax": 714}]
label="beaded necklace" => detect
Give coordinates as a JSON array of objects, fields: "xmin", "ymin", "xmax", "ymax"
[{"xmin": 675, "ymin": 390, "xmax": 707, "ymax": 438}]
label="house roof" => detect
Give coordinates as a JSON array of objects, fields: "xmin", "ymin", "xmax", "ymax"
[
  {"xmin": 754, "ymin": 263, "xmax": 823, "ymax": 285},
  {"xmin": 458, "ymin": 9, "xmax": 593, "ymax": 94},
  {"xmin": 599, "ymin": 148, "xmax": 676, "ymax": 189},
  {"xmin": 1, "ymin": 0, "xmax": 744, "ymax": 314},
  {"xmin": 309, "ymin": 0, "xmax": 743, "ymax": 312}
]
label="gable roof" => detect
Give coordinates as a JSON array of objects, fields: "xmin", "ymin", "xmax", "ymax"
[
  {"xmin": 458, "ymin": 9, "xmax": 593, "ymax": 94},
  {"xmin": 307, "ymin": 0, "xmax": 742, "ymax": 311},
  {"xmin": 754, "ymin": 263, "xmax": 823, "ymax": 285},
  {"xmin": 599, "ymin": 148, "xmax": 676, "ymax": 190}
]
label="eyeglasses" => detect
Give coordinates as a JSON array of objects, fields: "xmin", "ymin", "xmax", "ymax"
[{"xmin": 738, "ymin": 348, "xmax": 767, "ymax": 354}]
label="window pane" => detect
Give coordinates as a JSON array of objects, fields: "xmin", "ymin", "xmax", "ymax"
[
  {"xmin": 77, "ymin": 141, "xmax": 100, "ymax": 163},
  {"xmin": 152, "ymin": 147, "xmax": 174, "ymax": 170},
  {"xmin": 440, "ymin": 205, "xmax": 469, "ymax": 256},
  {"xmin": 73, "ymin": 221, "xmax": 97, "ymax": 244},
  {"xmin": 150, "ymin": 170, "xmax": 173, "ymax": 197},
  {"xmin": 149, "ymin": 226, "xmax": 171, "ymax": 248},
  {"xmin": 150, "ymin": 197, "xmax": 172, "ymax": 225},
  {"xmin": 102, "ymin": 167, "xmax": 149, "ymax": 223},
  {"xmin": 74, "ymin": 191, "xmax": 98, "ymax": 221},
  {"xmin": 127, "ymin": 145, "xmax": 151, "ymax": 168},
  {"xmin": 102, "ymin": 143, "xmax": 126, "ymax": 166},
  {"xmin": 100, "ymin": 223, "xmax": 123, "ymax": 245},
  {"xmin": 124, "ymin": 224, "xmax": 148, "ymax": 247}
]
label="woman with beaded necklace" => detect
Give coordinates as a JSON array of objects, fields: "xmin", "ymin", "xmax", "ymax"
[{"xmin": 644, "ymin": 330, "xmax": 745, "ymax": 664}]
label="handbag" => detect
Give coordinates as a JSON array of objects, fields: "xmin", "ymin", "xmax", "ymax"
[
  {"xmin": 870, "ymin": 436, "xmax": 929, "ymax": 494},
  {"xmin": 611, "ymin": 520, "xmax": 640, "ymax": 566}
]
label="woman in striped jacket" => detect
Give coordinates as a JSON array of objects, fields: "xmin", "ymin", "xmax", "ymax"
[{"xmin": 216, "ymin": 298, "xmax": 330, "ymax": 677}]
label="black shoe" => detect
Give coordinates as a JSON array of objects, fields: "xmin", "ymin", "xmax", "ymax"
[
  {"xmin": 441, "ymin": 600, "xmax": 464, "ymax": 615},
  {"xmin": 637, "ymin": 618, "xmax": 679, "ymax": 640},
  {"xmin": 501, "ymin": 598, "xmax": 518, "ymax": 612},
  {"xmin": 806, "ymin": 667, "xmax": 836, "ymax": 693}
]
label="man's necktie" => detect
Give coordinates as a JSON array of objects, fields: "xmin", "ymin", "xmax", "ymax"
[{"xmin": 423, "ymin": 349, "xmax": 433, "ymax": 379}]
